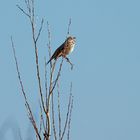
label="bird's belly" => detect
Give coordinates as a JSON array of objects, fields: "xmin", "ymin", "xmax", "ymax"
[
  {"xmin": 69, "ymin": 44, "xmax": 75, "ymax": 53},
  {"xmin": 63, "ymin": 44, "xmax": 75, "ymax": 55},
  {"xmin": 70, "ymin": 46, "xmax": 74, "ymax": 53}
]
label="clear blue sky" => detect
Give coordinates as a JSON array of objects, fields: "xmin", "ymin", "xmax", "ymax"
[{"xmin": 0, "ymin": 0, "xmax": 140, "ymax": 139}]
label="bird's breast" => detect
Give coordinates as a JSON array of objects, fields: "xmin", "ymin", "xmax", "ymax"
[{"xmin": 69, "ymin": 44, "xmax": 75, "ymax": 53}]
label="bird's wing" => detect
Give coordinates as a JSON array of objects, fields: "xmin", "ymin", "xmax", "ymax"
[{"xmin": 47, "ymin": 43, "xmax": 64, "ymax": 64}]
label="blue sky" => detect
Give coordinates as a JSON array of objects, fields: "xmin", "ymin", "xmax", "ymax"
[{"xmin": 0, "ymin": 0, "xmax": 140, "ymax": 139}]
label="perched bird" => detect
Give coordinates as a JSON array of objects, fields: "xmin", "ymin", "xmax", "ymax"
[{"xmin": 47, "ymin": 36, "xmax": 76, "ymax": 66}]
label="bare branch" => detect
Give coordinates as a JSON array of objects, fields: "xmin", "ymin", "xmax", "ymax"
[
  {"xmin": 16, "ymin": 1, "xmax": 46, "ymax": 139},
  {"xmin": 39, "ymin": 101, "xmax": 44, "ymax": 135},
  {"xmin": 36, "ymin": 18, "xmax": 44, "ymax": 43},
  {"xmin": 45, "ymin": 111, "xmax": 51, "ymax": 140},
  {"xmin": 49, "ymin": 59, "xmax": 64, "ymax": 140},
  {"xmin": 65, "ymin": 57, "xmax": 73, "ymax": 70},
  {"xmin": 61, "ymin": 83, "xmax": 73, "ymax": 140},
  {"xmin": 67, "ymin": 18, "xmax": 72, "ymax": 36},
  {"xmin": 16, "ymin": 4, "xmax": 30, "ymax": 18},
  {"xmin": 46, "ymin": 57, "xmax": 63, "ymax": 139},
  {"xmin": 46, "ymin": 61, "xmax": 56, "ymax": 139},
  {"xmin": 44, "ymin": 57, "xmax": 48, "ymax": 111},
  {"xmin": 17, "ymin": 2, "xmax": 45, "ymax": 115},
  {"xmin": 18, "ymin": 127, "xmax": 23, "ymax": 140},
  {"xmin": 67, "ymin": 94, "xmax": 74, "ymax": 140},
  {"xmin": 57, "ymin": 82, "xmax": 61, "ymax": 140},
  {"xmin": 25, "ymin": 0, "xmax": 30, "ymax": 11},
  {"xmin": 47, "ymin": 21, "xmax": 52, "ymax": 68},
  {"xmin": 31, "ymin": 0, "xmax": 35, "ymax": 22},
  {"xmin": 51, "ymin": 92, "xmax": 57, "ymax": 140},
  {"xmin": 25, "ymin": 0, "xmax": 46, "ymax": 115},
  {"xmin": 50, "ymin": 58, "xmax": 64, "ymax": 94},
  {"xmin": 16, "ymin": 2, "xmax": 74, "ymax": 140},
  {"xmin": 33, "ymin": 41, "xmax": 46, "ymax": 113},
  {"xmin": 11, "ymin": 36, "xmax": 41, "ymax": 140}
]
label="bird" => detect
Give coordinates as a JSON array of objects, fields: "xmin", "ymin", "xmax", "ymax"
[{"xmin": 47, "ymin": 36, "xmax": 76, "ymax": 67}]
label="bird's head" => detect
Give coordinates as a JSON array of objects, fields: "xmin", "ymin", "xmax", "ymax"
[{"xmin": 66, "ymin": 36, "xmax": 76, "ymax": 45}]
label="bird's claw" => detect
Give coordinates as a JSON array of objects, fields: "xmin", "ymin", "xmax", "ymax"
[
  {"xmin": 70, "ymin": 63, "xmax": 74, "ymax": 70},
  {"xmin": 65, "ymin": 57, "xmax": 74, "ymax": 70}
]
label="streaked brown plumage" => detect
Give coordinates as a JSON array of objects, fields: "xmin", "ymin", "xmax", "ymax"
[{"xmin": 47, "ymin": 36, "xmax": 76, "ymax": 65}]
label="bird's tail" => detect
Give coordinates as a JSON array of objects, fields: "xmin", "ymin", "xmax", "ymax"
[
  {"xmin": 47, "ymin": 54, "xmax": 56, "ymax": 65},
  {"xmin": 47, "ymin": 58, "xmax": 52, "ymax": 65}
]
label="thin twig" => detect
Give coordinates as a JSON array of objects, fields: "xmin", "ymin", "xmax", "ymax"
[
  {"xmin": 27, "ymin": 0, "xmax": 46, "ymax": 114},
  {"xmin": 39, "ymin": 100, "xmax": 45, "ymax": 135},
  {"xmin": 25, "ymin": 0, "xmax": 30, "ymax": 12},
  {"xmin": 45, "ymin": 21, "xmax": 52, "ymax": 140},
  {"xmin": 46, "ymin": 57, "xmax": 63, "ymax": 139},
  {"xmin": 50, "ymin": 58, "xmax": 64, "ymax": 94},
  {"xmin": 50, "ymin": 59, "xmax": 64, "ymax": 140},
  {"xmin": 36, "ymin": 18, "xmax": 44, "ymax": 43},
  {"xmin": 17, "ymin": 1, "xmax": 46, "ymax": 139},
  {"xmin": 47, "ymin": 21, "xmax": 52, "ymax": 68},
  {"xmin": 67, "ymin": 18, "xmax": 71, "ymax": 36},
  {"xmin": 31, "ymin": 0, "xmax": 35, "ymax": 22},
  {"xmin": 44, "ymin": 21, "xmax": 53, "ymax": 140},
  {"xmin": 57, "ymin": 81, "xmax": 61, "ymax": 140},
  {"xmin": 18, "ymin": 127, "xmax": 23, "ymax": 140},
  {"xmin": 16, "ymin": 4, "xmax": 30, "ymax": 18},
  {"xmin": 33, "ymin": 25, "xmax": 46, "ymax": 114},
  {"xmin": 44, "ymin": 57, "xmax": 49, "ymax": 140},
  {"xmin": 65, "ymin": 57, "xmax": 73, "ymax": 70},
  {"xmin": 46, "ymin": 61, "xmax": 56, "ymax": 139},
  {"xmin": 44, "ymin": 57, "xmax": 48, "ymax": 111},
  {"xmin": 17, "ymin": 1, "xmax": 45, "ymax": 113},
  {"xmin": 67, "ymin": 94, "xmax": 74, "ymax": 140},
  {"xmin": 11, "ymin": 36, "xmax": 41, "ymax": 140},
  {"xmin": 51, "ymin": 92, "xmax": 57, "ymax": 140},
  {"xmin": 61, "ymin": 83, "xmax": 73, "ymax": 140}
]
